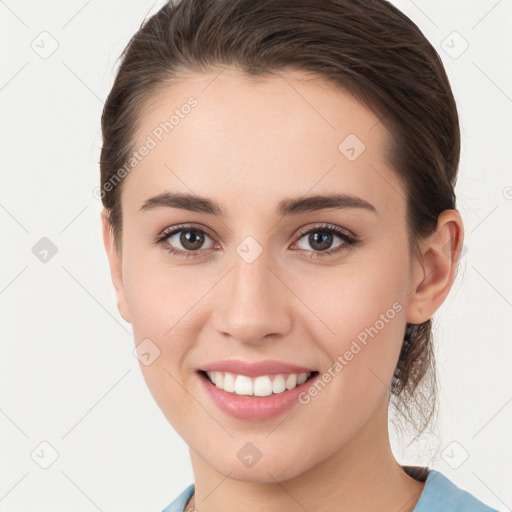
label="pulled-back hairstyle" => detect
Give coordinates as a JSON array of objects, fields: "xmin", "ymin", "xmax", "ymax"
[{"xmin": 100, "ymin": 0, "xmax": 461, "ymax": 442}]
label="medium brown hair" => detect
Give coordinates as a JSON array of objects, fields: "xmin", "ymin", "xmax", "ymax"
[{"xmin": 100, "ymin": 0, "xmax": 460, "ymax": 440}]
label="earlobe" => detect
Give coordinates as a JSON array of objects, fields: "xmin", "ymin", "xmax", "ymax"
[
  {"xmin": 101, "ymin": 211, "xmax": 131, "ymax": 324},
  {"xmin": 405, "ymin": 209, "xmax": 465, "ymax": 324}
]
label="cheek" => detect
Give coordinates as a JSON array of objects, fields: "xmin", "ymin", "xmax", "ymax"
[
  {"xmin": 295, "ymin": 250, "xmax": 408, "ymax": 387},
  {"xmin": 123, "ymin": 243, "xmax": 198, "ymax": 334},
  {"xmin": 121, "ymin": 252, "xmax": 202, "ymax": 422},
  {"xmin": 125, "ymin": 268, "xmax": 199, "ymax": 368},
  {"xmin": 288, "ymin": 262, "xmax": 407, "ymax": 445}
]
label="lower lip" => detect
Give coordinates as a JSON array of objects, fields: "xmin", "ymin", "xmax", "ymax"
[{"xmin": 198, "ymin": 371, "xmax": 320, "ymax": 421}]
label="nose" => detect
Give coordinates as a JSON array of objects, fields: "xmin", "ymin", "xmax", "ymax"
[{"xmin": 211, "ymin": 248, "xmax": 293, "ymax": 345}]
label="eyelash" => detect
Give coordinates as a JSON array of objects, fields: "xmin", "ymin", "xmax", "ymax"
[{"xmin": 154, "ymin": 223, "xmax": 359, "ymax": 260}]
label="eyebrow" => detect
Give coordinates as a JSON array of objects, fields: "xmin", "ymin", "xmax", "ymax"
[{"xmin": 139, "ymin": 191, "xmax": 377, "ymax": 217}]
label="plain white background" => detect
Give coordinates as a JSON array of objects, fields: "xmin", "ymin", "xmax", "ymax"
[{"xmin": 1, "ymin": 0, "xmax": 511, "ymax": 510}]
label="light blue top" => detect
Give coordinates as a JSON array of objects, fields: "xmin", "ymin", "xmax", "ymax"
[{"xmin": 160, "ymin": 466, "xmax": 500, "ymax": 512}]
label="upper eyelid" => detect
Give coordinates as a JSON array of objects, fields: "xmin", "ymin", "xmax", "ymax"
[
  {"xmin": 294, "ymin": 223, "xmax": 354, "ymax": 239},
  {"xmin": 159, "ymin": 223, "xmax": 216, "ymax": 240}
]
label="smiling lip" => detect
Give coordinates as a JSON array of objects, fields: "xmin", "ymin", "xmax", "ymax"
[
  {"xmin": 198, "ymin": 370, "xmax": 320, "ymax": 420},
  {"xmin": 199, "ymin": 359, "xmax": 316, "ymax": 377}
]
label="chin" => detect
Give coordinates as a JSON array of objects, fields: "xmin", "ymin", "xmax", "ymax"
[{"xmin": 204, "ymin": 451, "xmax": 310, "ymax": 484}]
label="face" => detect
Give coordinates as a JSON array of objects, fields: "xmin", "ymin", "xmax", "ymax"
[{"xmin": 104, "ymin": 68, "xmax": 427, "ymax": 482}]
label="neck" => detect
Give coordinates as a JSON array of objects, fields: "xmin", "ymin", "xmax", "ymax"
[{"xmin": 186, "ymin": 399, "xmax": 425, "ymax": 512}]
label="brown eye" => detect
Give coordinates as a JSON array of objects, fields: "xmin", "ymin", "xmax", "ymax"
[
  {"xmin": 173, "ymin": 229, "xmax": 207, "ymax": 251},
  {"xmin": 292, "ymin": 224, "xmax": 358, "ymax": 259},
  {"xmin": 302, "ymin": 230, "xmax": 337, "ymax": 252},
  {"xmin": 157, "ymin": 225, "xmax": 216, "ymax": 258}
]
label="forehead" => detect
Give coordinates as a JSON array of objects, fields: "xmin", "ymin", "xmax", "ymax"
[{"xmin": 124, "ymin": 67, "xmax": 405, "ymax": 219}]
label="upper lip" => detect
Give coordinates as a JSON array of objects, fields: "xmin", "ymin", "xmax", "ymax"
[{"xmin": 200, "ymin": 359, "xmax": 317, "ymax": 377}]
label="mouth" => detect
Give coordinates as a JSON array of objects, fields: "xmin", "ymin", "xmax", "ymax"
[
  {"xmin": 196, "ymin": 368, "xmax": 321, "ymax": 421},
  {"xmin": 197, "ymin": 369, "xmax": 320, "ymax": 397}
]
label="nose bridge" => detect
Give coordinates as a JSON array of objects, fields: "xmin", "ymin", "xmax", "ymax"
[
  {"xmin": 212, "ymin": 241, "xmax": 291, "ymax": 342},
  {"xmin": 232, "ymin": 244, "xmax": 273, "ymax": 305}
]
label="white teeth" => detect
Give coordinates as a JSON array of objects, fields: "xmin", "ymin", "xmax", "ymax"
[
  {"xmin": 285, "ymin": 374, "xmax": 298, "ymax": 390},
  {"xmin": 272, "ymin": 375, "xmax": 286, "ymax": 394},
  {"xmin": 297, "ymin": 373, "xmax": 308, "ymax": 385},
  {"xmin": 223, "ymin": 372, "xmax": 236, "ymax": 393},
  {"xmin": 254, "ymin": 375, "xmax": 273, "ymax": 397},
  {"xmin": 214, "ymin": 371, "xmax": 224, "ymax": 388},
  {"xmin": 235, "ymin": 375, "xmax": 253, "ymax": 395},
  {"xmin": 205, "ymin": 371, "xmax": 312, "ymax": 396}
]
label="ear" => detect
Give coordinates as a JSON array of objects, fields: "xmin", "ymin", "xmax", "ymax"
[
  {"xmin": 406, "ymin": 209, "xmax": 465, "ymax": 324},
  {"xmin": 101, "ymin": 211, "xmax": 131, "ymax": 324}
]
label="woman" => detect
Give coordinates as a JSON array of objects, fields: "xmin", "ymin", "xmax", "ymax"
[{"xmin": 99, "ymin": 0, "xmax": 499, "ymax": 510}]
